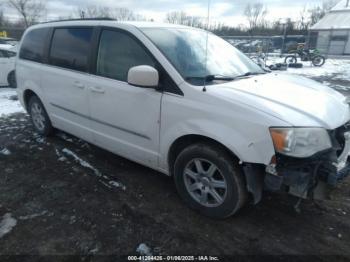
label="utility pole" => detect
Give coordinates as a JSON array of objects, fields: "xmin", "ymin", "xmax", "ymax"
[{"xmin": 281, "ymin": 21, "xmax": 287, "ymax": 56}]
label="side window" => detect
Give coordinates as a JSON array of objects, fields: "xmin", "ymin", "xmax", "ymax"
[
  {"xmin": 0, "ymin": 51, "xmax": 5, "ymax": 58},
  {"xmin": 19, "ymin": 28, "xmax": 49, "ymax": 63},
  {"xmin": 96, "ymin": 30, "xmax": 155, "ymax": 82},
  {"xmin": 49, "ymin": 28, "xmax": 93, "ymax": 72}
]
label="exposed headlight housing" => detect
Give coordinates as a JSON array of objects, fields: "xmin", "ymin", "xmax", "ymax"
[{"xmin": 269, "ymin": 128, "xmax": 332, "ymax": 158}]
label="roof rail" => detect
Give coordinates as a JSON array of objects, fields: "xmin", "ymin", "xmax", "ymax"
[{"xmin": 41, "ymin": 18, "xmax": 116, "ymax": 24}]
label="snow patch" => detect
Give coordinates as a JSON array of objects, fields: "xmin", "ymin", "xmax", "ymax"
[
  {"xmin": 62, "ymin": 148, "xmax": 102, "ymax": 177},
  {"xmin": 136, "ymin": 243, "xmax": 152, "ymax": 256},
  {"xmin": 266, "ymin": 58, "xmax": 350, "ymax": 80},
  {"xmin": 57, "ymin": 132, "xmax": 74, "ymax": 143},
  {"xmin": 19, "ymin": 211, "xmax": 49, "ymax": 220},
  {"xmin": 0, "ymin": 148, "xmax": 11, "ymax": 155},
  {"xmin": 55, "ymin": 148, "xmax": 67, "ymax": 162},
  {"xmin": 109, "ymin": 181, "xmax": 126, "ymax": 190},
  {"xmin": 0, "ymin": 88, "xmax": 25, "ymax": 117},
  {"xmin": 0, "ymin": 213, "xmax": 17, "ymax": 239},
  {"xmin": 59, "ymin": 148, "xmax": 126, "ymax": 190}
]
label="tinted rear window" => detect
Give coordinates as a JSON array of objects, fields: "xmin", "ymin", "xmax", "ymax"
[
  {"xmin": 19, "ymin": 28, "xmax": 49, "ymax": 63},
  {"xmin": 49, "ymin": 28, "xmax": 93, "ymax": 72}
]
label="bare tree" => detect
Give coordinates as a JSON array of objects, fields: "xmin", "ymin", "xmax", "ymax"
[
  {"xmin": 75, "ymin": 5, "xmax": 111, "ymax": 19},
  {"xmin": 112, "ymin": 8, "xmax": 136, "ymax": 21},
  {"xmin": 0, "ymin": 9, "xmax": 6, "ymax": 27},
  {"xmin": 165, "ymin": 11, "xmax": 187, "ymax": 24},
  {"xmin": 244, "ymin": 2, "xmax": 268, "ymax": 32},
  {"xmin": 165, "ymin": 11, "xmax": 205, "ymax": 28},
  {"xmin": 298, "ymin": 6, "xmax": 310, "ymax": 31},
  {"xmin": 75, "ymin": 6, "xmax": 144, "ymax": 21},
  {"xmin": 308, "ymin": 0, "xmax": 337, "ymax": 25},
  {"xmin": 7, "ymin": 0, "xmax": 46, "ymax": 28}
]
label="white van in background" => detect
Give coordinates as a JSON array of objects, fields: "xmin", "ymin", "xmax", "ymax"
[
  {"xmin": 15, "ymin": 20, "xmax": 350, "ymax": 218},
  {"xmin": 0, "ymin": 47, "xmax": 16, "ymax": 87}
]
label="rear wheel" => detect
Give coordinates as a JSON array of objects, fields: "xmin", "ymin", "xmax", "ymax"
[
  {"xmin": 7, "ymin": 71, "xmax": 16, "ymax": 88},
  {"xmin": 284, "ymin": 55, "xmax": 297, "ymax": 64},
  {"xmin": 28, "ymin": 96, "xmax": 54, "ymax": 136},
  {"xmin": 174, "ymin": 143, "xmax": 247, "ymax": 218}
]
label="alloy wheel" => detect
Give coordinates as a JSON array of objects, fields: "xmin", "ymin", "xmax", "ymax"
[
  {"xmin": 183, "ymin": 158, "xmax": 228, "ymax": 207},
  {"xmin": 31, "ymin": 102, "xmax": 46, "ymax": 132}
]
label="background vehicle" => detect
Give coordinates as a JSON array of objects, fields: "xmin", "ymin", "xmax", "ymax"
[
  {"xmin": 0, "ymin": 37, "xmax": 19, "ymax": 50},
  {"xmin": 16, "ymin": 21, "xmax": 350, "ymax": 218},
  {"xmin": 0, "ymin": 47, "xmax": 16, "ymax": 87}
]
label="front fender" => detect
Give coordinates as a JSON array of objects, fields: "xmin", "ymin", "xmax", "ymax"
[{"xmin": 159, "ymin": 118, "xmax": 276, "ymax": 172}]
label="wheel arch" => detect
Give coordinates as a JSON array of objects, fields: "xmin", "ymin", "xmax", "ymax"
[
  {"xmin": 23, "ymin": 89, "xmax": 39, "ymax": 111},
  {"xmin": 167, "ymin": 134, "xmax": 240, "ymax": 177},
  {"xmin": 167, "ymin": 134, "xmax": 266, "ymax": 205}
]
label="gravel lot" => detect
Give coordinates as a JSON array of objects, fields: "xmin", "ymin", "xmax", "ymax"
[{"xmin": 0, "ymin": 61, "xmax": 350, "ymax": 260}]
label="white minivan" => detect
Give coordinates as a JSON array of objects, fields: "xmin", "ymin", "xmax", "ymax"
[
  {"xmin": 0, "ymin": 47, "xmax": 16, "ymax": 87},
  {"xmin": 16, "ymin": 20, "xmax": 350, "ymax": 218}
]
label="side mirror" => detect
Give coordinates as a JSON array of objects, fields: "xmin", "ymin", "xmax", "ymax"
[{"xmin": 128, "ymin": 65, "xmax": 159, "ymax": 88}]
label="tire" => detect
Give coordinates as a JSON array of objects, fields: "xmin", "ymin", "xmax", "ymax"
[
  {"xmin": 284, "ymin": 55, "xmax": 297, "ymax": 64},
  {"xmin": 312, "ymin": 55, "xmax": 325, "ymax": 67},
  {"xmin": 174, "ymin": 143, "xmax": 248, "ymax": 218},
  {"xmin": 288, "ymin": 63, "xmax": 303, "ymax": 68},
  {"xmin": 28, "ymin": 96, "xmax": 54, "ymax": 136},
  {"xmin": 7, "ymin": 71, "xmax": 16, "ymax": 88}
]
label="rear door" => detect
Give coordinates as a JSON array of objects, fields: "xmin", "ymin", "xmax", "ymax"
[
  {"xmin": 42, "ymin": 27, "xmax": 94, "ymax": 142},
  {"xmin": 86, "ymin": 29, "xmax": 163, "ymax": 168}
]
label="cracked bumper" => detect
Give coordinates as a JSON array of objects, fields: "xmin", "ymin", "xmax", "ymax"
[{"xmin": 264, "ymin": 128, "xmax": 350, "ymax": 198}]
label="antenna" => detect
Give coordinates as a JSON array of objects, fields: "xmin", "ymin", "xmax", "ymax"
[{"xmin": 203, "ymin": 0, "xmax": 211, "ymax": 92}]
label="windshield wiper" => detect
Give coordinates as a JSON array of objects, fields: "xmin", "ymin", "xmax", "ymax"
[
  {"xmin": 186, "ymin": 72, "xmax": 267, "ymax": 84},
  {"xmin": 236, "ymin": 71, "xmax": 266, "ymax": 78},
  {"xmin": 186, "ymin": 74, "xmax": 235, "ymax": 83}
]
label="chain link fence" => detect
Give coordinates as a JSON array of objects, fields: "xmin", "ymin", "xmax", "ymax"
[{"xmin": 222, "ymin": 31, "xmax": 350, "ymax": 59}]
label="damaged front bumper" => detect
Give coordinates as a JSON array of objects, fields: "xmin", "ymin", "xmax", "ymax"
[{"xmin": 264, "ymin": 126, "xmax": 350, "ymax": 199}]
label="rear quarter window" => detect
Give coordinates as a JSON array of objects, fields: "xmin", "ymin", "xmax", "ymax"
[{"xmin": 19, "ymin": 28, "xmax": 49, "ymax": 63}]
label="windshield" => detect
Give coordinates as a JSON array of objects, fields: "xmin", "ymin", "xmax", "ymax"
[{"xmin": 141, "ymin": 28, "xmax": 264, "ymax": 85}]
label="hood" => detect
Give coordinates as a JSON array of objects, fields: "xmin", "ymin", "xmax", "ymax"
[{"xmin": 211, "ymin": 73, "xmax": 350, "ymax": 130}]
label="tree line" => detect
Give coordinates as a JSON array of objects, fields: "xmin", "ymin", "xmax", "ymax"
[{"xmin": 0, "ymin": 0, "xmax": 339, "ymax": 36}]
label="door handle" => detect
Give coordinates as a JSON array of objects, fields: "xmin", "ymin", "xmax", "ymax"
[
  {"xmin": 89, "ymin": 86, "xmax": 105, "ymax": 94},
  {"xmin": 73, "ymin": 81, "xmax": 85, "ymax": 89}
]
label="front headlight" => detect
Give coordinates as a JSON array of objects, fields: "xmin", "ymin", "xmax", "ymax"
[{"xmin": 269, "ymin": 127, "xmax": 332, "ymax": 158}]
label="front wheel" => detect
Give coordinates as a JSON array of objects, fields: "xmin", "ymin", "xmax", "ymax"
[
  {"xmin": 174, "ymin": 143, "xmax": 248, "ymax": 218},
  {"xmin": 284, "ymin": 55, "xmax": 297, "ymax": 64},
  {"xmin": 312, "ymin": 55, "xmax": 325, "ymax": 67}
]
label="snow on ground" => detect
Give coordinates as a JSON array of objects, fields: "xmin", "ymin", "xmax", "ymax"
[
  {"xmin": 0, "ymin": 148, "xmax": 11, "ymax": 155},
  {"xmin": 136, "ymin": 243, "xmax": 152, "ymax": 256},
  {"xmin": 62, "ymin": 148, "xmax": 103, "ymax": 177},
  {"xmin": 266, "ymin": 58, "xmax": 350, "ymax": 81},
  {"xmin": 18, "ymin": 211, "xmax": 51, "ymax": 221},
  {"xmin": 0, "ymin": 88, "xmax": 25, "ymax": 117},
  {"xmin": 0, "ymin": 213, "xmax": 17, "ymax": 239},
  {"xmin": 58, "ymin": 147, "xmax": 126, "ymax": 191}
]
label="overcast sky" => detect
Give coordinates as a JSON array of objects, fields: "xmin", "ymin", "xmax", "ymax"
[{"xmin": 3, "ymin": 0, "xmax": 336, "ymax": 26}]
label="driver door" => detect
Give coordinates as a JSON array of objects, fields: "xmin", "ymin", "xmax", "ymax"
[{"xmin": 86, "ymin": 29, "xmax": 162, "ymax": 168}]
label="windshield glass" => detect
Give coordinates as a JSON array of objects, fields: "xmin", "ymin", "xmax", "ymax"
[{"xmin": 141, "ymin": 28, "xmax": 264, "ymax": 85}]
